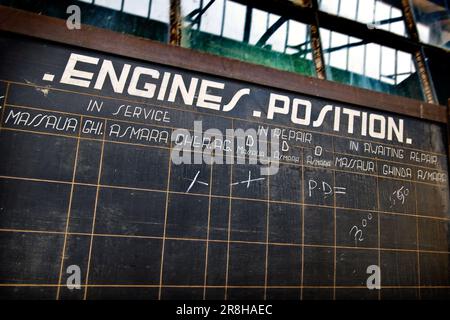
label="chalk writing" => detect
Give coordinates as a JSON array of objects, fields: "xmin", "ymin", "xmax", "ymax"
[
  {"xmin": 349, "ymin": 213, "xmax": 373, "ymax": 246},
  {"xmin": 389, "ymin": 186, "xmax": 410, "ymax": 208},
  {"xmin": 185, "ymin": 170, "xmax": 209, "ymax": 193},
  {"xmin": 308, "ymin": 180, "xmax": 346, "ymax": 198},
  {"xmin": 231, "ymin": 171, "xmax": 265, "ymax": 188},
  {"xmin": 5, "ymin": 109, "xmax": 78, "ymax": 133}
]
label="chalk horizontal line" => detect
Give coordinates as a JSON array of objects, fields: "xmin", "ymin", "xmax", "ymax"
[
  {"xmin": 0, "ymin": 174, "xmax": 448, "ymax": 221},
  {"xmin": 0, "ymin": 283, "xmax": 448, "ymax": 289},
  {"xmin": 0, "ymin": 228, "xmax": 448, "ymax": 255}
]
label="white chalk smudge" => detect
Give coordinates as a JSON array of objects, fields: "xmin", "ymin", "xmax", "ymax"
[{"xmin": 24, "ymin": 79, "xmax": 51, "ymax": 97}]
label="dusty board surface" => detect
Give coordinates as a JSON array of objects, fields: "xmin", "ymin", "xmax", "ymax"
[{"xmin": 0, "ymin": 32, "xmax": 449, "ymax": 300}]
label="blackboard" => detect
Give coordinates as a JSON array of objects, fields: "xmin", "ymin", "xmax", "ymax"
[{"xmin": 0, "ymin": 32, "xmax": 449, "ymax": 300}]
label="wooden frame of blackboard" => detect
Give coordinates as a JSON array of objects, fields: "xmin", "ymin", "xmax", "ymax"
[{"xmin": 0, "ymin": 5, "xmax": 447, "ymax": 126}]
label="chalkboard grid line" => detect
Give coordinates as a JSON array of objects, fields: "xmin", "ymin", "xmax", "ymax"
[
  {"xmin": 332, "ymin": 140, "xmax": 337, "ymax": 301},
  {"xmin": 82, "ymin": 119, "xmax": 107, "ymax": 300},
  {"xmin": 55, "ymin": 115, "xmax": 83, "ymax": 300},
  {"xmin": 1, "ymin": 121, "xmax": 447, "ymax": 188},
  {"xmin": 0, "ymin": 83, "xmax": 9, "ymax": 130},
  {"xmin": 376, "ymin": 174, "xmax": 382, "ymax": 300},
  {"xmin": 414, "ymin": 182, "xmax": 422, "ymax": 299},
  {"xmin": 224, "ymin": 119, "xmax": 234, "ymax": 300},
  {"xmin": 0, "ymin": 174, "xmax": 447, "ymax": 222},
  {"xmin": 0, "ymin": 283, "xmax": 449, "ymax": 289},
  {"xmin": 300, "ymin": 165, "xmax": 305, "ymax": 300},
  {"xmin": 0, "ymin": 227, "xmax": 448, "ymax": 255},
  {"xmin": 202, "ymin": 163, "xmax": 214, "ymax": 299},
  {"xmin": 3, "ymin": 80, "xmax": 447, "ymax": 157},
  {"xmin": 263, "ymin": 174, "xmax": 270, "ymax": 300},
  {"xmin": 2, "ymin": 101, "xmax": 449, "ymax": 175},
  {"xmin": 157, "ymin": 130, "xmax": 174, "ymax": 300}
]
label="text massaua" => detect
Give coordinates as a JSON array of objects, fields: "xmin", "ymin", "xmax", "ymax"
[{"xmin": 58, "ymin": 53, "xmax": 412, "ymax": 144}]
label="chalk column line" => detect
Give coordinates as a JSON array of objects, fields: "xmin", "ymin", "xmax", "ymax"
[
  {"xmin": 224, "ymin": 119, "xmax": 234, "ymax": 300},
  {"xmin": 55, "ymin": 115, "xmax": 83, "ymax": 299},
  {"xmin": 202, "ymin": 162, "xmax": 214, "ymax": 299},
  {"xmin": 83, "ymin": 118, "xmax": 107, "ymax": 300},
  {"xmin": 157, "ymin": 128, "xmax": 174, "ymax": 300}
]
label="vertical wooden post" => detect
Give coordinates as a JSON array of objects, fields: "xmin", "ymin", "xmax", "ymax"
[
  {"xmin": 401, "ymin": 0, "xmax": 437, "ymax": 104},
  {"xmin": 309, "ymin": 0, "xmax": 326, "ymax": 79},
  {"xmin": 170, "ymin": 0, "xmax": 182, "ymax": 46},
  {"xmin": 310, "ymin": 24, "xmax": 326, "ymax": 79}
]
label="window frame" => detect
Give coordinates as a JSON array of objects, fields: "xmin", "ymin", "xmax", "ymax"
[{"xmin": 0, "ymin": 4, "xmax": 446, "ymax": 123}]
